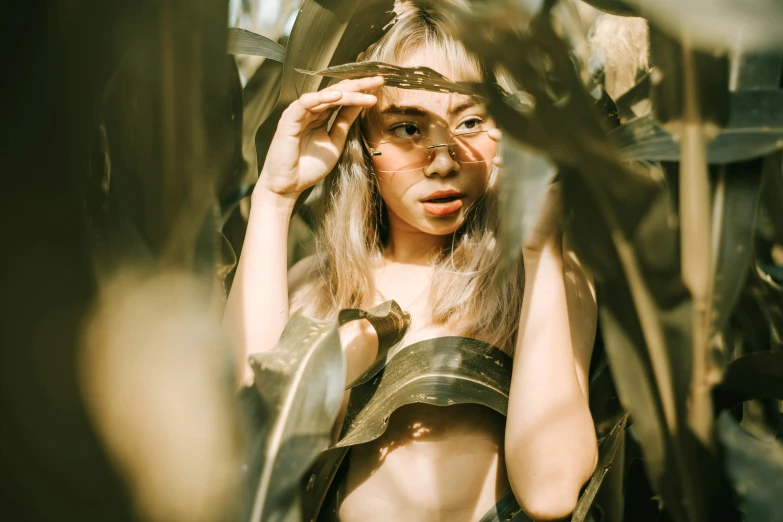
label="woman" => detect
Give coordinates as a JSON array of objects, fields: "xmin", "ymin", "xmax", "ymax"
[{"xmin": 224, "ymin": 2, "xmax": 599, "ymax": 520}]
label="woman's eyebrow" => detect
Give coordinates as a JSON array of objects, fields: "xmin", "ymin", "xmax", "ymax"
[
  {"xmin": 379, "ymin": 104, "xmax": 428, "ymax": 117},
  {"xmin": 378, "ymin": 100, "xmax": 480, "ymax": 117},
  {"xmin": 449, "ymin": 100, "xmax": 479, "ymax": 116}
]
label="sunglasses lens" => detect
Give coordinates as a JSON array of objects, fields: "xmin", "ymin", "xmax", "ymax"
[{"xmin": 371, "ymin": 131, "xmax": 493, "ymax": 173}]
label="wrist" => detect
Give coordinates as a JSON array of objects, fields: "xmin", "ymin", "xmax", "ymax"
[
  {"xmin": 523, "ymin": 242, "xmax": 563, "ymax": 268},
  {"xmin": 251, "ymin": 184, "xmax": 299, "ymax": 213}
]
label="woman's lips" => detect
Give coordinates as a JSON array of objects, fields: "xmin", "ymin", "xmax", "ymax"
[{"xmin": 422, "ymin": 197, "xmax": 464, "ymax": 216}]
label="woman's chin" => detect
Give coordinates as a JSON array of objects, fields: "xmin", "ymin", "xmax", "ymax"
[{"xmin": 417, "ymin": 214, "xmax": 465, "ymax": 236}]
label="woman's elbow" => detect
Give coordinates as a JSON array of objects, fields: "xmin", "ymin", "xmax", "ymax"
[
  {"xmin": 506, "ymin": 443, "xmax": 598, "ymax": 520},
  {"xmin": 516, "ymin": 486, "xmax": 580, "ymax": 521}
]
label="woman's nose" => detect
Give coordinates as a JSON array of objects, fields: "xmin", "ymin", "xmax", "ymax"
[{"xmin": 423, "ymin": 144, "xmax": 460, "ymax": 178}]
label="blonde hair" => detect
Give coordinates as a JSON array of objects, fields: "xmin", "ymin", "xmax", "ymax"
[{"xmin": 290, "ymin": 0, "xmax": 525, "ymax": 352}]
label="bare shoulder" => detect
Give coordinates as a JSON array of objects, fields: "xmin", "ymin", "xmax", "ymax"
[{"xmin": 288, "ymin": 255, "xmax": 319, "ymax": 293}]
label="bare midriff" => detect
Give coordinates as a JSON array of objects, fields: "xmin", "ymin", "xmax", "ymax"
[{"xmin": 337, "ymin": 402, "xmax": 510, "ymax": 522}]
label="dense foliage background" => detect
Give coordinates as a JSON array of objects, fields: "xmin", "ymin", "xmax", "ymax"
[{"xmin": 2, "ymin": 1, "xmax": 782, "ymax": 521}]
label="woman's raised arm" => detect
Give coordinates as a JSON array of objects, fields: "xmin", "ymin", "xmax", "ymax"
[
  {"xmin": 222, "ymin": 77, "xmax": 383, "ymax": 385},
  {"xmin": 505, "ymin": 183, "xmax": 599, "ymax": 521}
]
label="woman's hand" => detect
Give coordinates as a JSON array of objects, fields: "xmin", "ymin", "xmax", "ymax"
[
  {"xmin": 488, "ymin": 128, "xmax": 564, "ymax": 257},
  {"xmin": 257, "ymin": 76, "xmax": 384, "ymax": 202}
]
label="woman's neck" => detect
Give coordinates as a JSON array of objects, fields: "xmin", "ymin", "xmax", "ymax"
[{"xmin": 383, "ymin": 214, "xmax": 448, "ymax": 265}]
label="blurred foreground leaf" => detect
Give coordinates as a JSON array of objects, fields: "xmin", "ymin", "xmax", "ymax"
[
  {"xmin": 718, "ymin": 411, "xmax": 783, "ymax": 522},
  {"xmin": 579, "ymin": 0, "xmax": 637, "ymax": 16},
  {"xmin": 623, "ymin": 0, "xmax": 783, "ymax": 52},
  {"xmin": 81, "ymin": 272, "xmax": 241, "ymax": 522},
  {"xmin": 452, "ymin": 3, "xmax": 741, "ymax": 520},
  {"xmin": 611, "ymin": 91, "xmax": 783, "ymax": 163},
  {"xmin": 497, "ymin": 138, "xmax": 557, "ymax": 278}
]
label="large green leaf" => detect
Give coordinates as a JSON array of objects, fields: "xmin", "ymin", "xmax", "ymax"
[
  {"xmin": 227, "ymin": 28, "xmax": 286, "ymax": 62},
  {"xmin": 336, "ymin": 337, "xmax": 512, "ymax": 448},
  {"xmin": 222, "ymin": 53, "xmax": 284, "ymax": 223},
  {"xmin": 245, "ymin": 301, "xmax": 409, "ymax": 522}
]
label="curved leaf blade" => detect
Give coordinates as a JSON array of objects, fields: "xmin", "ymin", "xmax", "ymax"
[
  {"xmin": 336, "ymin": 337, "xmax": 512, "ymax": 448},
  {"xmin": 571, "ymin": 415, "xmax": 629, "ymax": 522},
  {"xmin": 227, "ymin": 28, "xmax": 286, "ymax": 62},
  {"xmin": 710, "ymin": 160, "xmax": 764, "ymax": 337},
  {"xmin": 245, "ymin": 301, "xmax": 409, "ymax": 522},
  {"xmin": 297, "ymin": 61, "xmax": 478, "ymax": 96}
]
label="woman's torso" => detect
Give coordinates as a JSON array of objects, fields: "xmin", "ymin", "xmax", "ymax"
[{"xmin": 336, "ymin": 262, "xmax": 512, "ymax": 522}]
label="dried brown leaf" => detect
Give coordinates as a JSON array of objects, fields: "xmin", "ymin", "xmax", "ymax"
[{"xmin": 297, "ymin": 61, "xmax": 479, "ymax": 96}]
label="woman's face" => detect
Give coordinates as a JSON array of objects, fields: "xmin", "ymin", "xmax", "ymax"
[{"xmin": 362, "ymin": 49, "xmax": 497, "ymax": 237}]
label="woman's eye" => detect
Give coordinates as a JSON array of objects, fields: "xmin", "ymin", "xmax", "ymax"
[
  {"xmin": 390, "ymin": 123, "xmax": 421, "ymax": 139},
  {"xmin": 457, "ymin": 118, "xmax": 483, "ymax": 132}
]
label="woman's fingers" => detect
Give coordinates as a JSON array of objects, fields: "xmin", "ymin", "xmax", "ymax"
[
  {"xmin": 283, "ymin": 76, "xmax": 384, "ymax": 132},
  {"xmin": 298, "ymin": 89, "xmax": 343, "ymax": 111},
  {"xmin": 308, "ymin": 92, "xmax": 377, "ymax": 113},
  {"xmin": 329, "ymin": 105, "xmax": 364, "ymax": 148},
  {"xmin": 309, "ymin": 76, "xmax": 384, "ymax": 112},
  {"xmin": 293, "ymin": 76, "xmax": 383, "ymax": 114},
  {"xmin": 332, "ymin": 75, "xmax": 385, "ymax": 93}
]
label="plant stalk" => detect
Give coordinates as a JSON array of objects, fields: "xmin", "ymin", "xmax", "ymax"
[{"xmin": 679, "ymin": 40, "xmax": 715, "ymax": 449}]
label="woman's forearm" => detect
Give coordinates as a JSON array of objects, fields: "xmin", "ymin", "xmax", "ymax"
[
  {"xmin": 223, "ymin": 189, "xmax": 296, "ymax": 385},
  {"xmin": 505, "ymin": 247, "xmax": 598, "ymax": 521}
]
